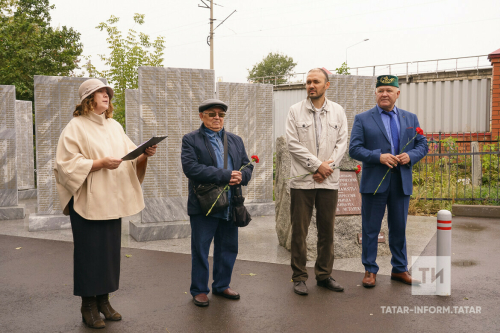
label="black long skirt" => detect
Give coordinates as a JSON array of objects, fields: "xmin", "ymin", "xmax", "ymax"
[{"xmin": 69, "ymin": 198, "xmax": 122, "ymax": 297}]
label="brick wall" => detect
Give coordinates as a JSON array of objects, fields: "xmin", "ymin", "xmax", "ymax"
[{"xmin": 489, "ymin": 48, "xmax": 500, "ymax": 132}]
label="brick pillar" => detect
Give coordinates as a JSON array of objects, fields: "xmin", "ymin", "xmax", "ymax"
[{"xmin": 488, "ymin": 48, "xmax": 500, "ymax": 132}]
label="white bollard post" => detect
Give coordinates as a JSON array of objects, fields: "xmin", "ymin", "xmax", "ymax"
[{"xmin": 436, "ymin": 210, "xmax": 452, "ymax": 296}]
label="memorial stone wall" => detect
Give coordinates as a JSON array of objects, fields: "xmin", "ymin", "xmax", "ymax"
[
  {"xmin": 125, "ymin": 89, "xmax": 141, "ymax": 145},
  {"xmin": 133, "ymin": 67, "xmax": 215, "ymax": 224},
  {"xmin": 29, "ymin": 76, "xmax": 107, "ymax": 230},
  {"xmin": 15, "ymin": 101, "xmax": 35, "ymax": 190},
  {"xmin": 216, "ymin": 82, "xmax": 274, "ymax": 203},
  {"xmin": 0, "ymin": 85, "xmax": 19, "ymax": 207},
  {"xmin": 127, "ymin": 68, "xmax": 275, "ymax": 241},
  {"xmin": 327, "ymin": 74, "xmax": 377, "ymax": 140}
]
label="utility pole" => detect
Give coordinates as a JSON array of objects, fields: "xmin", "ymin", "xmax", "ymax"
[
  {"xmin": 210, "ymin": 0, "xmax": 214, "ymax": 70},
  {"xmin": 199, "ymin": 1, "xmax": 236, "ymax": 71},
  {"xmin": 199, "ymin": 0, "xmax": 214, "ymax": 69}
]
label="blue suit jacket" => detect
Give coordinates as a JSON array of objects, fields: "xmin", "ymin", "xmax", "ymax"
[{"xmin": 349, "ymin": 106, "xmax": 428, "ymax": 195}]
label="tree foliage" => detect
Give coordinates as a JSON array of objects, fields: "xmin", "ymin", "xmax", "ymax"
[
  {"xmin": 0, "ymin": 0, "xmax": 83, "ymax": 101},
  {"xmin": 84, "ymin": 14, "xmax": 165, "ymax": 128},
  {"xmin": 247, "ymin": 52, "xmax": 297, "ymax": 85},
  {"xmin": 335, "ymin": 62, "xmax": 351, "ymax": 75}
]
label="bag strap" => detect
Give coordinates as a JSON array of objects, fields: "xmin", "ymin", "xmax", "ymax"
[{"xmin": 223, "ymin": 130, "xmax": 228, "ymax": 170}]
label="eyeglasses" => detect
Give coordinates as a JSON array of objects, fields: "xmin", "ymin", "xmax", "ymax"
[{"xmin": 203, "ymin": 111, "xmax": 226, "ymax": 118}]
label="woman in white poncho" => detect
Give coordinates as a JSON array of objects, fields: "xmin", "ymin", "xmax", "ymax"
[{"xmin": 54, "ymin": 79, "xmax": 157, "ymax": 329}]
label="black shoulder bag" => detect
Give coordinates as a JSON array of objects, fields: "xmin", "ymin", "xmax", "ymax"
[
  {"xmin": 231, "ymin": 185, "xmax": 252, "ymax": 227},
  {"xmin": 194, "ymin": 133, "xmax": 229, "ymax": 215}
]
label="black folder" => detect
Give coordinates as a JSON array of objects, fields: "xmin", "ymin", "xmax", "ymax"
[{"xmin": 122, "ymin": 136, "xmax": 167, "ymax": 161}]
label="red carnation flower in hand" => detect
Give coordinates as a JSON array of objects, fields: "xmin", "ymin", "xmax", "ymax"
[
  {"xmin": 355, "ymin": 165, "xmax": 361, "ymax": 174},
  {"xmin": 251, "ymin": 155, "xmax": 259, "ymax": 163},
  {"xmin": 416, "ymin": 127, "xmax": 424, "ymax": 135}
]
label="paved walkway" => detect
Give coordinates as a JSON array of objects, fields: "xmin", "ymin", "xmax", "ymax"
[
  {"xmin": 1, "ymin": 199, "xmax": 499, "ymax": 332},
  {"xmin": 0, "ymin": 198, "xmax": 437, "ymax": 275}
]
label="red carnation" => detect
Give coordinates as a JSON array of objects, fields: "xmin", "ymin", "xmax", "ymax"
[
  {"xmin": 416, "ymin": 127, "xmax": 424, "ymax": 135},
  {"xmin": 355, "ymin": 165, "xmax": 361, "ymax": 174},
  {"xmin": 251, "ymin": 155, "xmax": 260, "ymax": 163}
]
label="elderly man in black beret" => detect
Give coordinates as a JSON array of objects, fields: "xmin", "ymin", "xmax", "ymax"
[{"xmin": 181, "ymin": 99, "xmax": 254, "ymax": 307}]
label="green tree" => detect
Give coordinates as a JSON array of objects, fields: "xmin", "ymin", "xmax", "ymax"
[
  {"xmin": 335, "ymin": 62, "xmax": 351, "ymax": 75},
  {"xmin": 84, "ymin": 14, "xmax": 165, "ymax": 128},
  {"xmin": 247, "ymin": 52, "xmax": 297, "ymax": 85},
  {"xmin": 0, "ymin": 0, "xmax": 83, "ymax": 101}
]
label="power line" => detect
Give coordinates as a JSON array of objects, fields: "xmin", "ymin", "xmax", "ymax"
[
  {"xmin": 212, "ymin": 0, "xmax": 445, "ymax": 37},
  {"xmin": 157, "ymin": 16, "xmax": 499, "ymax": 50},
  {"xmin": 215, "ymin": 16, "xmax": 500, "ymax": 40},
  {"xmin": 214, "ymin": 10, "xmax": 236, "ymax": 31}
]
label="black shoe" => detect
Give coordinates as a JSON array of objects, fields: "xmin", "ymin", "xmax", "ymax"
[
  {"xmin": 317, "ymin": 277, "xmax": 344, "ymax": 292},
  {"xmin": 293, "ymin": 281, "xmax": 308, "ymax": 295}
]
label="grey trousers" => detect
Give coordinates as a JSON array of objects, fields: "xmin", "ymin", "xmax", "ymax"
[{"xmin": 290, "ymin": 188, "xmax": 338, "ymax": 282}]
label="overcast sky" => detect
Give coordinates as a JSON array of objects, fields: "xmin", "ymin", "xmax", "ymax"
[{"xmin": 50, "ymin": 0, "xmax": 499, "ymax": 82}]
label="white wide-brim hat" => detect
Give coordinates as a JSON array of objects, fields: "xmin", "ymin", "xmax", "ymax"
[{"xmin": 78, "ymin": 78, "xmax": 114, "ymax": 103}]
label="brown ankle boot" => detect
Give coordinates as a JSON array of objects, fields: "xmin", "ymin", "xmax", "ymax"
[
  {"xmin": 96, "ymin": 294, "xmax": 122, "ymax": 321},
  {"xmin": 81, "ymin": 296, "xmax": 105, "ymax": 329}
]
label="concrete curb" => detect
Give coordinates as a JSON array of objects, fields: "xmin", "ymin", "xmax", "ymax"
[{"xmin": 452, "ymin": 204, "xmax": 500, "ymax": 218}]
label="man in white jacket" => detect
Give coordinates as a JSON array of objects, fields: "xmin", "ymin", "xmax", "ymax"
[{"xmin": 286, "ymin": 68, "xmax": 348, "ymax": 295}]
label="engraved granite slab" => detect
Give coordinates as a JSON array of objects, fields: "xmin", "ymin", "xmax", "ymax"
[
  {"xmin": 216, "ymin": 82, "xmax": 274, "ymax": 205},
  {"xmin": 134, "ymin": 67, "xmax": 215, "ymax": 224},
  {"xmin": 15, "ymin": 100, "xmax": 35, "ymax": 190},
  {"xmin": 0, "ymin": 85, "xmax": 19, "ymax": 208},
  {"xmin": 327, "ymin": 74, "xmax": 376, "ymax": 141},
  {"xmin": 336, "ymin": 171, "xmax": 361, "ymax": 216},
  {"xmin": 29, "ymin": 76, "xmax": 107, "ymax": 230},
  {"xmin": 125, "ymin": 89, "xmax": 141, "ymax": 145}
]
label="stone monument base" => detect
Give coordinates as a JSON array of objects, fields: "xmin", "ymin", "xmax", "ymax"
[
  {"xmin": 18, "ymin": 189, "xmax": 37, "ymax": 200},
  {"xmin": 129, "ymin": 201, "xmax": 274, "ymax": 242},
  {"xmin": 334, "ymin": 214, "xmax": 391, "ymax": 259},
  {"xmin": 277, "ymin": 207, "xmax": 391, "ymax": 260},
  {"xmin": 0, "ymin": 205, "xmax": 25, "ymax": 220},
  {"xmin": 129, "ymin": 220, "xmax": 191, "ymax": 242},
  {"xmin": 29, "ymin": 213, "xmax": 71, "ymax": 231},
  {"xmin": 246, "ymin": 202, "xmax": 275, "ymax": 216}
]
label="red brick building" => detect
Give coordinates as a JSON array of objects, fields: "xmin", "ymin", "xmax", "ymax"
[{"xmin": 489, "ymin": 48, "xmax": 500, "ymax": 132}]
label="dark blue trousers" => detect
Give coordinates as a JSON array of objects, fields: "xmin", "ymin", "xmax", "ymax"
[
  {"xmin": 361, "ymin": 171, "xmax": 410, "ymax": 274},
  {"xmin": 190, "ymin": 214, "xmax": 238, "ymax": 296}
]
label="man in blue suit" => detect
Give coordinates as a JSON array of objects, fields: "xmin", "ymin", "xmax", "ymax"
[{"xmin": 349, "ymin": 75, "xmax": 428, "ymax": 288}]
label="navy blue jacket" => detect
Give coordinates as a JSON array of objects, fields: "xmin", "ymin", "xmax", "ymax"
[
  {"xmin": 349, "ymin": 106, "xmax": 428, "ymax": 195},
  {"xmin": 181, "ymin": 124, "xmax": 253, "ymax": 216}
]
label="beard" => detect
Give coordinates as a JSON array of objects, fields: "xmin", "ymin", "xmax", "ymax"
[{"xmin": 308, "ymin": 91, "xmax": 324, "ymax": 100}]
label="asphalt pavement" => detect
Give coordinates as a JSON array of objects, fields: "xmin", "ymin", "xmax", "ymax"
[{"xmin": 1, "ymin": 215, "xmax": 499, "ymax": 333}]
